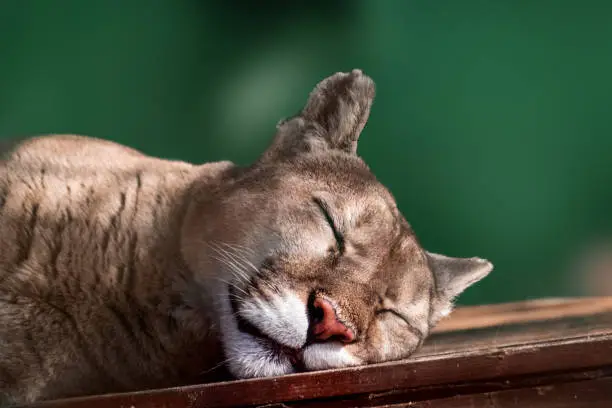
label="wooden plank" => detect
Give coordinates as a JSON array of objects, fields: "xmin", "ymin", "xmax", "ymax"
[
  {"xmin": 434, "ymin": 296, "xmax": 612, "ymax": 333},
  {"xmin": 278, "ymin": 368, "xmax": 612, "ymax": 407},
  {"xmin": 29, "ymin": 334, "xmax": 612, "ymax": 407},
  {"xmin": 24, "ymin": 298, "xmax": 612, "ymax": 408},
  {"xmin": 384, "ymin": 377, "xmax": 612, "ymax": 408},
  {"xmin": 416, "ymin": 307, "xmax": 612, "ymax": 358}
]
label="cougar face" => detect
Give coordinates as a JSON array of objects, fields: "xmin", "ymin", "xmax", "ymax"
[{"xmin": 181, "ymin": 70, "xmax": 493, "ymax": 379}]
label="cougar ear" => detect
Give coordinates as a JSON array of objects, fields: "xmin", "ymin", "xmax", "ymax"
[
  {"xmin": 426, "ymin": 251, "xmax": 493, "ymax": 325},
  {"xmin": 260, "ymin": 69, "xmax": 375, "ymax": 162}
]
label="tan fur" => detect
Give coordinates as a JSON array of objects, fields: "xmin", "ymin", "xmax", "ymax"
[{"xmin": 0, "ymin": 70, "xmax": 492, "ymax": 404}]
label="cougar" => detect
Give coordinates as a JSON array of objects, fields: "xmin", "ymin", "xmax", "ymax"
[{"xmin": 0, "ymin": 69, "xmax": 492, "ymax": 405}]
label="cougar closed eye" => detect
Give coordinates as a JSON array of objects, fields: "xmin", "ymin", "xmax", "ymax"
[
  {"xmin": 377, "ymin": 309, "xmax": 425, "ymax": 341},
  {"xmin": 313, "ymin": 197, "xmax": 345, "ymax": 254}
]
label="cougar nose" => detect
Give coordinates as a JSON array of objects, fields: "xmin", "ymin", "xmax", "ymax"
[{"xmin": 309, "ymin": 297, "xmax": 355, "ymax": 343}]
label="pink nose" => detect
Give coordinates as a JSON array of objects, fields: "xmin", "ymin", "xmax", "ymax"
[{"xmin": 310, "ymin": 298, "xmax": 355, "ymax": 343}]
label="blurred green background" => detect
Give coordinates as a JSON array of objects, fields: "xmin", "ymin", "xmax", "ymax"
[{"xmin": 1, "ymin": 0, "xmax": 611, "ymax": 305}]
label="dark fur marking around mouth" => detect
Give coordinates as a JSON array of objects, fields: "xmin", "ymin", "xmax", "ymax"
[
  {"xmin": 227, "ymin": 284, "xmax": 303, "ymax": 369},
  {"xmin": 228, "ymin": 284, "xmax": 267, "ymax": 340}
]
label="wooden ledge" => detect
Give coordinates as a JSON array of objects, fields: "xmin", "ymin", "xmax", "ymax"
[
  {"xmin": 434, "ymin": 296, "xmax": 612, "ymax": 333},
  {"xmin": 27, "ymin": 297, "xmax": 612, "ymax": 408}
]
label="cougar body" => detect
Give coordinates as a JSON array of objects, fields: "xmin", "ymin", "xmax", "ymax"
[{"xmin": 0, "ymin": 70, "xmax": 492, "ymax": 404}]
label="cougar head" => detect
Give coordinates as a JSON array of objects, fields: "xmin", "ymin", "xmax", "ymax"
[{"xmin": 182, "ymin": 69, "xmax": 493, "ymax": 378}]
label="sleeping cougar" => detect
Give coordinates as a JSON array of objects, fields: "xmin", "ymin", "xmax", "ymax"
[{"xmin": 0, "ymin": 69, "xmax": 492, "ymax": 404}]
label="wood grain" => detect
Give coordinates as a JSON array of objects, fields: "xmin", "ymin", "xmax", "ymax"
[
  {"xmin": 434, "ymin": 296, "xmax": 612, "ymax": 333},
  {"xmin": 387, "ymin": 377, "xmax": 612, "ymax": 408}
]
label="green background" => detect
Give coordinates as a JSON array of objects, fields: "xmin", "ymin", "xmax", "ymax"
[{"xmin": 2, "ymin": 0, "xmax": 611, "ymax": 305}]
